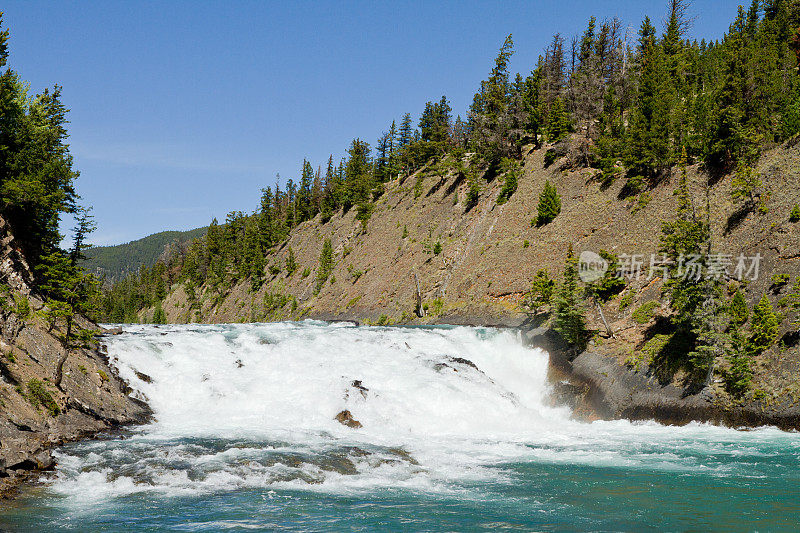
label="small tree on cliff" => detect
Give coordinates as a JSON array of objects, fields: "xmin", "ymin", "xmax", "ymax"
[
  {"xmin": 748, "ymin": 294, "xmax": 779, "ymax": 356},
  {"xmin": 536, "ymin": 180, "xmax": 561, "ymax": 226},
  {"xmin": 552, "ymin": 245, "xmax": 588, "ymax": 347},
  {"xmin": 315, "ymin": 238, "xmax": 334, "ymax": 294},
  {"xmin": 729, "ymin": 289, "xmax": 749, "ymax": 326},
  {"xmin": 36, "ymin": 208, "xmax": 100, "ymax": 388}
]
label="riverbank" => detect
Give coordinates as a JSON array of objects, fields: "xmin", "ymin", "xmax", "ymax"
[
  {"xmin": 522, "ymin": 326, "xmax": 800, "ymax": 431},
  {"xmin": 0, "ymin": 320, "xmax": 151, "ymax": 498}
]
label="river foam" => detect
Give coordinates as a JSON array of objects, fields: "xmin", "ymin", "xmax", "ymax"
[{"xmin": 43, "ymin": 322, "xmax": 800, "ymax": 505}]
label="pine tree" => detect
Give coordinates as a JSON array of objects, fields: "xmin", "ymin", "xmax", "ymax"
[
  {"xmin": 152, "ymin": 301, "xmax": 167, "ymax": 324},
  {"xmin": 343, "ymin": 138, "xmax": 372, "ymax": 211},
  {"xmin": 469, "ymin": 34, "xmax": 517, "ymax": 161},
  {"xmin": 398, "ymin": 113, "xmax": 414, "ymax": 150},
  {"xmin": 536, "ymin": 180, "xmax": 562, "ymax": 226},
  {"xmin": 790, "ymin": 203, "xmax": 800, "ymax": 222},
  {"xmin": 546, "ymin": 96, "xmax": 570, "ymax": 142},
  {"xmin": 526, "ymin": 269, "xmax": 555, "ymax": 312},
  {"xmin": 625, "ymin": 17, "xmax": 671, "ymax": 185},
  {"xmin": 496, "ymin": 157, "xmax": 520, "ymax": 204},
  {"xmin": 724, "ymin": 325, "xmax": 753, "ymax": 397},
  {"xmin": 0, "ymin": 18, "xmax": 79, "ymax": 270},
  {"xmin": 730, "ymin": 289, "xmax": 749, "ymax": 325},
  {"xmin": 552, "ymin": 245, "xmax": 588, "ymax": 347},
  {"xmin": 315, "ymin": 238, "xmax": 334, "ymax": 294},
  {"xmin": 285, "ymin": 246, "xmax": 297, "ymax": 276},
  {"xmin": 748, "ymin": 294, "xmax": 779, "ymax": 355},
  {"xmin": 297, "ymin": 159, "xmax": 314, "ymax": 222}
]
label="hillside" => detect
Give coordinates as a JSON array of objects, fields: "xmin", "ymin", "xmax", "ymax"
[
  {"xmin": 150, "ymin": 139, "xmax": 800, "ymax": 427},
  {"xmin": 84, "ymin": 227, "xmax": 207, "ymax": 282}
]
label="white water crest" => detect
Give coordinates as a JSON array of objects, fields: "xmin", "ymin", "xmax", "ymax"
[{"xmin": 47, "ymin": 322, "xmax": 796, "ymax": 503}]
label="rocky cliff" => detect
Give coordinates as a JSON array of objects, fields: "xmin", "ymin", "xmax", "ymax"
[
  {"xmin": 0, "ymin": 217, "xmax": 150, "ymax": 497},
  {"xmin": 155, "ymin": 140, "xmax": 800, "ymax": 428}
]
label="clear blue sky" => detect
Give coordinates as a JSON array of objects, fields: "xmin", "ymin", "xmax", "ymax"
[{"xmin": 2, "ymin": 0, "xmax": 741, "ymax": 246}]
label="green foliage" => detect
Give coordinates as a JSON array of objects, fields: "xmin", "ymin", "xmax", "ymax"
[
  {"xmin": 496, "ymin": 158, "xmax": 521, "ymax": 204},
  {"xmin": 376, "ymin": 314, "xmax": 390, "ymax": 326},
  {"xmin": 347, "ymin": 264, "xmax": 363, "ymax": 281},
  {"xmin": 731, "ymin": 165, "xmax": 766, "ymax": 213},
  {"xmin": 626, "ymin": 333, "xmax": 671, "ymax": 371},
  {"xmin": 546, "ymin": 97, "xmax": 570, "ymax": 142},
  {"xmin": 93, "ymin": 4, "xmax": 800, "ymax": 329},
  {"xmin": 465, "ymin": 178, "xmax": 481, "ymax": 211},
  {"xmin": 659, "ymin": 154, "xmax": 720, "ymax": 372},
  {"xmin": 433, "ymin": 241, "xmax": 442, "ymax": 255},
  {"xmin": 83, "ymin": 227, "xmax": 207, "ymax": 282},
  {"xmin": 423, "ymin": 298, "xmax": 445, "ymax": 317},
  {"xmin": 790, "ymin": 204, "xmax": 800, "ymax": 223},
  {"xmin": 263, "ymin": 289, "xmax": 291, "ymax": 315},
  {"xmin": 724, "ymin": 327, "xmax": 752, "ymax": 398},
  {"xmin": 536, "ymin": 180, "xmax": 561, "ymax": 226},
  {"xmin": 97, "ymin": 369, "xmax": 109, "ymax": 382},
  {"xmin": 552, "ymin": 246, "xmax": 588, "ymax": 347},
  {"xmin": 14, "ymin": 294, "xmax": 30, "ymax": 319},
  {"xmin": 619, "ymin": 293, "xmax": 633, "ymax": 311},
  {"xmin": 526, "ymin": 269, "xmax": 555, "ymax": 312},
  {"xmin": 587, "ymin": 250, "xmax": 626, "ymax": 301},
  {"xmin": 748, "ymin": 294, "xmax": 779, "ymax": 356},
  {"xmin": 315, "ymin": 238, "xmax": 334, "ymax": 293},
  {"xmin": 152, "ymin": 302, "xmax": 167, "ymax": 324},
  {"xmin": 413, "ymin": 176, "xmax": 424, "ymax": 198},
  {"xmin": 26, "ymin": 379, "xmax": 60, "ymax": 416},
  {"xmin": 36, "ymin": 225, "xmax": 101, "ymax": 346},
  {"xmin": 729, "ymin": 289, "xmax": 749, "ymax": 326},
  {"xmin": 543, "ymin": 149, "xmax": 558, "ymax": 168},
  {"xmin": 285, "ymin": 247, "xmax": 297, "ymax": 276},
  {"xmin": 401, "ymin": 225, "xmax": 408, "ymax": 239},
  {"xmin": 301, "ymin": 267, "xmax": 310, "ymax": 278},
  {"xmin": 355, "ymin": 202, "xmax": 374, "ymax": 231},
  {"xmin": 770, "ymin": 273, "xmax": 790, "ymax": 291},
  {"xmin": 0, "ymin": 23, "xmax": 80, "ymax": 270},
  {"xmin": 632, "ymin": 301, "xmax": 659, "ymax": 324}
]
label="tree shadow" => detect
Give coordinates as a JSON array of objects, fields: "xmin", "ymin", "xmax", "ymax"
[
  {"xmin": 640, "ymin": 317, "xmax": 699, "ymax": 388},
  {"xmin": 724, "ymin": 204, "xmax": 751, "ymax": 235},
  {"xmin": 781, "ymin": 330, "xmax": 800, "ymax": 348},
  {"xmin": 443, "ymin": 171, "xmax": 464, "ymax": 198},
  {"xmin": 706, "ymin": 163, "xmax": 727, "ymax": 187},
  {"xmin": 426, "ymin": 175, "xmax": 448, "ymax": 197}
]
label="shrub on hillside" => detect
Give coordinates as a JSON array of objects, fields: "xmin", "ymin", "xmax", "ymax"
[{"xmin": 535, "ymin": 181, "xmax": 561, "ymax": 226}]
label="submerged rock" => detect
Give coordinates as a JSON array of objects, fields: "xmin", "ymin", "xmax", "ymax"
[
  {"xmin": 449, "ymin": 357, "xmax": 479, "ymax": 371},
  {"xmin": 334, "ymin": 410, "xmax": 363, "ymax": 429},
  {"xmin": 134, "ymin": 370, "xmax": 152, "ymax": 383}
]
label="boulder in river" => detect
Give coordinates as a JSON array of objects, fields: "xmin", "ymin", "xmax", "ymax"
[{"xmin": 334, "ymin": 410, "xmax": 363, "ymax": 428}]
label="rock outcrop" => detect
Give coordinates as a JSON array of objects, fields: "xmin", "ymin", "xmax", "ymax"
[{"xmin": 0, "ymin": 217, "xmax": 151, "ymax": 497}]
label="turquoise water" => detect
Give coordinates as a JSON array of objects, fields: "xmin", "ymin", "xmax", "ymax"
[{"xmin": 1, "ymin": 323, "xmax": 798, "ymax": 531}]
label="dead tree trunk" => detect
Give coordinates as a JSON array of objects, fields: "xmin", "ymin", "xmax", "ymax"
[
  {"xmin": 414, "ymin": 272, "xmax": 424, "ymax": 317},
  {"xmin": 594, "ymin": 298, "xmax": 615, "ymax": 338}
]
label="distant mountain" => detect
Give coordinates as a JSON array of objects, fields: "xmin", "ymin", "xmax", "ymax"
[{"xmin": 84, "ymin": 227, "xmax": 207, "ymax": 282}]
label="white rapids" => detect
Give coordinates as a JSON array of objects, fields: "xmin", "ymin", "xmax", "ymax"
[{"xmin": 45, "ymin": 321, "xmax": 795, "ymax": 502}]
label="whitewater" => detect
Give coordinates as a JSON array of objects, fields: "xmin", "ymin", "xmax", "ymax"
[{"xmin": 1, "ymin": 322, "xmax": 798, "ymax": 531}]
